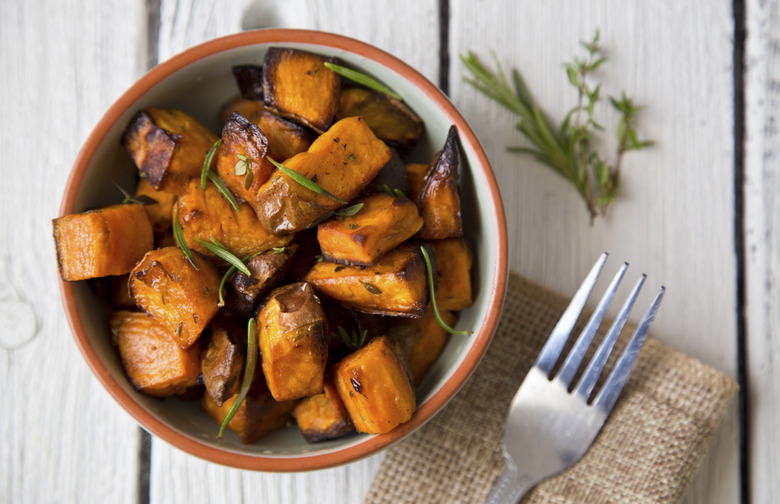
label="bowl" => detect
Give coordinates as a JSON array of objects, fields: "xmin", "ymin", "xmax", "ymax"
[{"xmin": 59, "ymin": 29, "xmax": 508, "ymax": 471}]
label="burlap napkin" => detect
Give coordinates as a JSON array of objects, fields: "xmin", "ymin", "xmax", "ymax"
[{"xmin": 364, "ymin": 272, "xmax": 737, "ymax": 504}]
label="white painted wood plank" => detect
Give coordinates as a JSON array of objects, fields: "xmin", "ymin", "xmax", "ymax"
[
  {"xmin": 745, "ymin": 0, "xmax": 780, "ymax": 502},
  {"xmin": 0, "ymin": 0, "xmax": 148, "ymax": 503},
  {"xmin": 149, "ymin": 2, "xmax": 438, "ymax": 504},
  {"xmin": 449, "ymin": 1, "xmax": 739, "ymax": 503}
]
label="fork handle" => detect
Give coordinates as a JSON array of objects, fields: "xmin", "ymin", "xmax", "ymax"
[{"xmin": 485, "ymin": 451, "xmax": 538, "ymax": 504}]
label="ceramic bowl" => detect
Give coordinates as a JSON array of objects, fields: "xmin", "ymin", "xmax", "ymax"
[{"xmin": 59, "ymin": 29, "xmax": 507, "ymax": 471}]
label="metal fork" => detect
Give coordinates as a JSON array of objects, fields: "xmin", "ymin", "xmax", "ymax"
[{"xmin": 486, "ymin": 253, "xmax": 665, "ymax": 504}]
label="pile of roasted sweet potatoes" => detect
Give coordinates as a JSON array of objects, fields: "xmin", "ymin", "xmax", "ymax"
[{"xmin": 53, "ymin": 47, "xmax": 473, "ymax": 444}]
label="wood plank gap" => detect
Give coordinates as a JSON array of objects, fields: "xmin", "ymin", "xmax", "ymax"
[
  {"xmin": 732, "ymin": 0, "xmax": 750, "ymax": 502},
  {"xmin": 146, "ymin": 0, "xmax": 161, "ymax": 69},
  {"xmin": 137, "ymin": 428, "xmax": 152, "ymax": 504},
  {"xmin": 438, "ymin": 0, "xmax": 450, "ymax": 95}
]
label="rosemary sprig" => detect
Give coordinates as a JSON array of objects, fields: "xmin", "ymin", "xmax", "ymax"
[
  {"xmin": 196, "ymin": 238, "xmax": 251, "ymax": 276},
  {"xmin": 383, "ymin": 184, "xmax": 406, "ymax": 199},
  {"xmin": 267, "ymin": 157, "xmax": 348, "ymax": 205},
  {"xmin": 206, "ymin": 170, "xmax": 240, "ymax": 212},
  {"xmin": 338, "ymin": 325, "xmax": 368, "ymax": 350},
  {"xmin": 113, "ymin": 182, "xmax": 157, "ymax": 205},
  {"xmin": 335, "ymin": 203, "xmax": 364, "ymax": 217},
  {"xmin": 323, "ymin": 62, "xmax": 403, "ymax": 101},
  {"xmin": 461, "ymin": 30, "xmax": 653, "ymax": 224},
  {"xmin": 201, "ymin": 139, "xmax": 223, "ymax": 189},
  {"xmin": 420, "ymin": 245, "xmax": 470, "ymax": 335},
  {"xmin": 172, "ymin": 207, "xmax": 198, "ymax": 270},
  {"xmin": 217, "ymin": 318, "xmax": 258, "ymax": 440}
]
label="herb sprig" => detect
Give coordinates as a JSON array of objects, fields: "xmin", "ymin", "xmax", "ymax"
[
  {"xmin": 217, "ymin": 318, "xmax": 258, "ymax": 440},
  {"xmin": 113, "ymin": 182, "xmax": 157, "ymax": 206},
  {"xmin": 323, "ymin": 62, "xmax": 403, "ymax": 101},
  {"xmin": 461, "ymin": 31, "xmax": 653, "ymax": 223},
  {"xmin": 338, "ymin": 325, "xmax": 368, "ymax": 350},
  {"xmin": 201, "ymin": 139, "xmax": 222, "ymax": 189},
  {"xmin": 172, "ymin": 207, "xmax": 198, "ymax": 270},
  {"xmin": 420, "ymin": 245, "xmax": 470, "ymax": 335},
  {"xmin": 196, "ymin": 238, "xmax": 251, "ymax": 276}
]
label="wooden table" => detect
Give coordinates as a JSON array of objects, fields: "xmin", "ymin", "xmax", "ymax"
[{"xmin": 2, "ymin": 0, "xmax": 776, "ymax": 502}]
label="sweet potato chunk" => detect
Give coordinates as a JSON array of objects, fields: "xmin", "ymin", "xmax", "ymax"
[
  {"xmin": 405, "ymin": 163, "xmax": 428, "ymax": 204},
  {"xmin": 429, "ymin": 238, "xmax": 473, "ymax": 311},
  {"xmin": 203, "ymin": 371, "xmax": 297, "ymax": 444},
  {"xmin": 262, "ymin": 47, "xmax": 341, "ymax": 133},
  {"xmin": 418, "ymin": 126, "xmax": 463, "ymax": 239},
  {"xmin": 200, "ymin": 319, "xmax": 245, "ymax": 406},
  {"xmin": 129, "ymin": 246, "xmax": 220, "ymax": 348},
  {"xmin": 134, "ymin": 178, "xmax": 177, "ymax": 232},
  {"xmin": 121, "ymin": 108, "xmax": 219, "ymax": 194},
  {"xmin": 257, "ymin": 282, "xmax": 328, "ymax": 401},
  {"xmin": 215, "ymin": 112, "xmax": 276, "ymax": 204},
  {"xmin": 254, "ymin": 116, "xmax": 392, "ymax": 234},
  {"xmin": 111, "ymin": 310, "xmax": 201, "ymax": 397},
  {"xmin": 405, "ymin": 307, "xmax": 458, "ymax": 385},
  {"xmin": 220, "ymin": 99, "xmax": 314, "ymax": 161},
  {"xmin": 293, "ymin": 378, "xmax": 354, "ymax": 443},
  {"xmin": 53, "ymin": 204, "xmax": 154, "ymax": 281},
  {"xmin": 175, "ymin": 179, "xmax": 292, "ymax": 259},
  {"xmin": 337, "ymin": 87, "xmax": 423, "ymax": 151},
  {"xmin": 317, "ymin": 194, "xmax": 423, "ymax": 266},
  {"xmin": 333, "ymin": 336, "xmax": 416, "ymax": 434},
  {"xmin": 304, "ymin": 243, "xmax": 428, "ymax": 318},
  {"xmin": 226, "ymin": 244, "xmax": 298, "ymax": 316}
]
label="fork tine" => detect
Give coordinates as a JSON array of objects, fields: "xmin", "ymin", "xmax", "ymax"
[
  {"xmin": 574, "ymin": 275, "xmax": 645, "ymax": 399},
  {"xmin": 535, "ymin": 253, "xmax": 608, "ymax": 376},
  {"xmin": 557, "ymin": 262, "xmax": 628, "ymax": 388},
  {"xmin": 593, "ymin": 286, "xmax": 666, "ymax": 412}
]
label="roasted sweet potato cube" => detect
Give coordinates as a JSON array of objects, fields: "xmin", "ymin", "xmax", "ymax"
[
  {"xmin": 257, "ymin": 282, "xmax": 328, "ymax": 401},
  {"xmin": 359, "ymin": 149, "xmax": 410, "ymax": 197},
  {"xmin": 176, "ymin": 179, "xmax": 292, "ymax": 260},
  {"xmin": 129, "ymin": 246, "xmax": 220, "ymax": 348},
  {"xmin": 429, "ymin": 238, "xmax": 473, "ymax": 311},
  {"xmin": 226, "ymin": 243, "xmax": 298, "ymax": 316},
  {"xmin": 232, "ymin": 64, "xmax": 264, "ymax": 100},
  {"xmin": 304, "ymin": 243, "xmax": 428, "ymax": 318},
  {"xmin": 337, "ymin": 87, "xmax": 423, "ymax": 151},
  {"xmin": 405, "ymin": 163, "xmax": 429, "ymax": 204},
  {"xmin": 220, "ymin": 99, "xmax": 315, "ymax": 161},
  {"xmin": 215, "ymin": 112, "xmax": 276, "ymax": 204},
  {"xmin": 201, "ymin": 319, "xmax": 245, "ymax": 406},
  {"xmin": 317, "ymin": 194, "xmax": 423, "ymax": 266},
  {"xmin": 134, "ymin": 178, "xmax": 177, "ymax": 232},
  {"xmin": 121, "ymin": 108, "xmax": 219, "ymax": 194},
  {"xmin": 254, "ymin": 116, "xmax": 392, "ymax": 234},
  {"xmin": 262, "ymin": 47, "xmax": 341, "ymax": 133},
  {"xmin": 111, "ymin": 310, "xmax": 201, "ymax": 397},
  {"xmin": 203, "ymin": 372, "xmax": 297, "ymax": 444},
  {"xmin": 407, "ymin": 307, "xmax": 458, "ymax": 385},
  {"xmin": 293, "ymin": 378, "xmax": 354, "ymax": 443},
  {"xmin": 53, "ymin": 204, "xmax": 154, "ymax": 281},
  {"xmin": 333, "ymin": 335, "xmax": 416, "ymax": 434},
  {"xmin": 418, "ymin": 126, "xmax": 463, "ymax": 239}
]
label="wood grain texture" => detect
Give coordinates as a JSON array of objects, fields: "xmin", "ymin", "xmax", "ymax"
[
  {"xmin": 449, "ymin": 1, "xmax": 739, "ymax": 503},
  {"xmin": 149, "ymin": 2, "xmax": 438, "ymax": 504},
  {"xmin": 745, "ymin": 0, "xmax": 780, "ymax": 502},
  {"xmin": 0, "ymin": 0, "xmax": 148, "ymax": 502}
]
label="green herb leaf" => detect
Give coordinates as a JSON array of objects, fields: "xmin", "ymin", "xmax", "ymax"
[
  {"xmin": 113, "ymin": 182, "xmax": 158, "ymax": 206},
  {"xmin": 306, "ymin": 210, "xmax": 335, "ymax": 229},
  {"xmin": 338, "ymin": 325, "xmax": 369, "ymax": 350},
  {"xmin": 420, "ymin": 245, "xmax": 470, "ymax": 335},
  {"xmin": 383, "ymin": 184, "xmax": 395, "ymax": 197},
  {"xmin": 217, "ymin": 264, "xmax": 237, "ymax": 307},
  {"xmin": 267, "ymin": 157, "xmax": 348, "ymax": 205},
  {"xmin": 196, "ymin": 238, "xmax": 251, "ymax": 276},
  {"xmin": 235, "ymin": 154, "xmax": 251, "ymax": 176},
  {"xmin": 206, "ymin": 170, "xmax": 240, "ymax": 212},
  {"xmin": 323, "ymin": 61, "xmax": 403, "ymax": 101},
  {"xmin": 361, "ymin": 281, "xmax": 382, "ymax": 295},
  {"xmin": 217, "ymin": 318, "xmax": 259, "ymax": 440},
  {"xmin": 335, "ymin": 203, "xmax": 364, "ymax": 217},
  {"xmin": 272, "ymin": 247, "xmax": 286, "ymax": 255},
  {"xmin": 201, "ymin": 139, "xmax": 223, "ymax": 189},
  {"xmin": 172, "ymin": 207, "xmax": 199, "ymax": 270}
]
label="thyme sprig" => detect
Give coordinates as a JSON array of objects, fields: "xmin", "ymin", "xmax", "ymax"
[
  {"xmin": 420, "ymin": 246, "xmax": 470, "ymax": 335},
  {"xmin": 267, "ymin": 157, "xmax": 348, "ymax": 205},
  {"xmin": 217, "ymin": 318, "xmax": 258, "ymax": 440},
  {"xmin": 323, "ymin": 62, "xmax": 403, "ymax": 101},
  {"xmin": 461, "ymin": 30, "xmax": 653, "ymax": 224},
  {"xmin": 338, "ymin": 325, "xmax": 368, "ymax": 350}
]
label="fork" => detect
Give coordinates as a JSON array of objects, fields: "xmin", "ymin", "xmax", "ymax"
[{"xmin": 486, "ymin": 253, "xmax": 665, "ymax": 504}]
